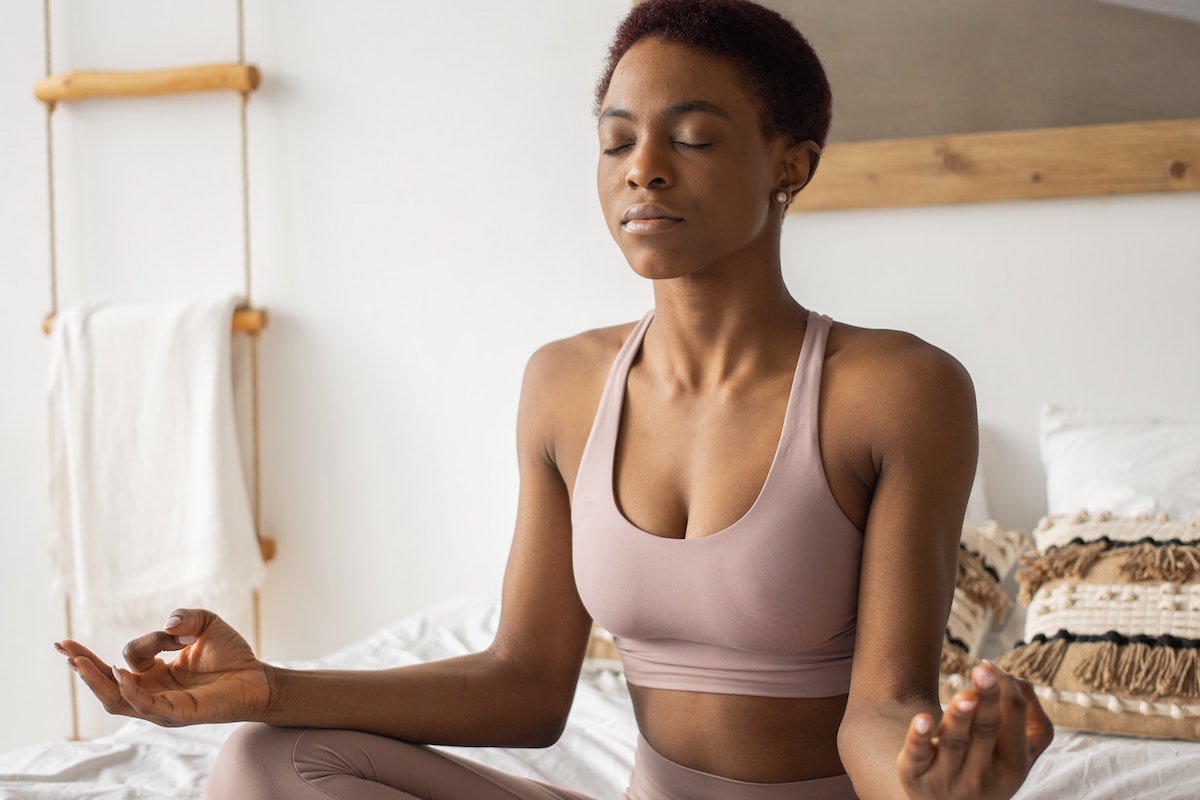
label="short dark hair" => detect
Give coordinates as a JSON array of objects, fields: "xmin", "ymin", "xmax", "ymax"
[{"xmin": 594, "ymin": 0, "xmax": 833, "ymax": 148}]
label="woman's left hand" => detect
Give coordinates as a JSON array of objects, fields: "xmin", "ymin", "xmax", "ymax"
[{"xmin": 896, "ymin": 662, "xmax": 1054, "ymax": 800}]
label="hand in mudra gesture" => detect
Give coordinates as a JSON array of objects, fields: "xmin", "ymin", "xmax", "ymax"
[
  {"xmin": 55, "ymin": 609, "xmax": 271, "ymax": 728},
  {"xmin": 897, "ymin": 662, "xmax": 1054, "ymax": 800}
]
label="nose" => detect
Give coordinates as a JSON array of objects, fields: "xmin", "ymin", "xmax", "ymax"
[{"xmin": 625, "ymin": 140, "xmax": 672, "ymax": 190}]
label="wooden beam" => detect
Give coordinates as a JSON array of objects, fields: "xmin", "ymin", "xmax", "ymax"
[
  {"xmin": 792, "ymin": 117, "xmax": 1200, "ymax": 212},
  {"xmin": 35, "ymin": 63, "xmax": 260, "ymax": 104}
]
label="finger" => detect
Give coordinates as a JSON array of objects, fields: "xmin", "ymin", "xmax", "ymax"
[
  {"xmin": 57, "ymin": 639, "xmax": 110, "ymax": 667},
  {"xmin": 111, "ymin": 666, "xmax": 184, "ymax": 726},
  {"xmin": 123, "ymin": 631, "xmax": 185, "ymax": 672},
  {"xmin": 121, "ymin": 608, "xmax": 218, "ymax": 671},
  {"xmin": 962, "ymin": 662, "xmax": 1005, "ymax": 777},
  {"xmin": 896, "ymin": 712, "xmax": 937, "ymax": 788},
  {"xmin": 57, "ymin": 640, "xmax": 117, "ymax": 695},
  {"xmin": 1015, "ymin": 675, "xmax": 1055, "ymax": 759},
  {"xmin": 932, "ymin": 690, "xmax": 979, "ymax": 776},
  {"xmin": 58, "ymin": 640, "xmax": 120, "ymax": 686},
  {"xmin": 991, "ymin": 673, "xmax": 1036, "ymax": 769},
  {"xmin": 55, "ymin": 640, "xmax": 82, "ymax": 668},
  {"xmin": 71, "ymin": 655, "xmax": 133, "ymax": 717},
  {"xmin": 162, "ymin": 608, "xmax": 221, "ymax": 641}
]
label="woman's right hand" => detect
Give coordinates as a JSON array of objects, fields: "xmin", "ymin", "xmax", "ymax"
[{"xmin": 55, "ymin": 608, "xmax": 272, "ymax": 728}]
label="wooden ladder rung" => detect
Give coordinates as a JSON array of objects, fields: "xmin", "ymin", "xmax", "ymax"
[
  {"xmin": 42, "ymin": 307, "xmax": 269, "ymax": 335},
  {"xmin": 35, "ymin": 63, "xmax": 260, "ymax": 104},
  {"xmin": 232, "ymin": 307, "xmax": 268, "ymax": 334}
]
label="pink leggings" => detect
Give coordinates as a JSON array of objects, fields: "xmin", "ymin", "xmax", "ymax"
[{"xmin": 203, "ymin": 723, "xmax": 857, "ymax": 799}]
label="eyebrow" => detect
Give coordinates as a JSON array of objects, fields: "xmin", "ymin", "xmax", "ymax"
[{"xmin": 598, "ymin": 99, "xmax": 733, "ymax": 123}]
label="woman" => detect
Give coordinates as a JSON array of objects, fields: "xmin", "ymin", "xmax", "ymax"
[{"xmin": 55, "ymin": 1, "xmax": 1052, "ymax": 797}]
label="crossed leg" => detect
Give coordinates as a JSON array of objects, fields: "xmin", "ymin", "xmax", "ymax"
[{"xmin": 203, "ymin": 723, "xmax": 599, "ymax": 800}]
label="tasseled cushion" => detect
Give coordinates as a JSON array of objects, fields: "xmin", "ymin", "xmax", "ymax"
[{"xmin": 997, "ymin": 511, "xmax": 1200, "ymax": 740}]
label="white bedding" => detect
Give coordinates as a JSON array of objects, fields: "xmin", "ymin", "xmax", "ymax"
[{"xmin": 2, "ymin": 598, "xmax": 1198, "ymax": 799}]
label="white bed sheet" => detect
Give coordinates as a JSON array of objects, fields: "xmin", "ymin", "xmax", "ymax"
[{"xmin": 2, "ymin": 598, "xmax": 1198, "ymax": 799}]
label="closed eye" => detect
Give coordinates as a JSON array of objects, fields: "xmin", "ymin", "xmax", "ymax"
[
  {"xmin": 601, "ymin": 144, "xmax": 634, "ymax": 156},
  {"xmin": 600, "ymin": 140, "xmax": 712, "ymax": 156}
]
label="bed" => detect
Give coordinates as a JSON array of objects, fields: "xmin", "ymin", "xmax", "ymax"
[
  {"xmin": 5, "ymin": 404, "xmax": 1200, "ymax": 799},
  {"xmin": 1, "ymin": 596, "xmax": 1197, "ymax": 800}
]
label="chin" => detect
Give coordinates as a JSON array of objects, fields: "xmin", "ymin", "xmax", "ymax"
[
  {"xmin": 619, "ymin": 245, "xmax": 703, "ymax": 282},
  {"xmin": 625, "ymin": 257, "xmax": 693, "ymax": 282}
]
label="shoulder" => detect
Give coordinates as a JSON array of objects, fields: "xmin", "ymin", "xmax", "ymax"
[
  {"xmin": 520, "ymin": 321, "xmax": 641, "ymax": 413},
  {"xmin": 821, "ymin": 320, "xmax": 976, "ymax": 473},
  {"xmin": 824, "ymin": 320, "xmax": 975, "ymax": 412},
  {"xmin": 827, "ymin": 320, "xmax": 970, "ymax": 382},
  {"xmin": 522, "ymin": 321, "xmax": 639, "ymax": 391},
  {"xmin": 516, "ymin": 319, "xmax": 641, "ymax": 469}
]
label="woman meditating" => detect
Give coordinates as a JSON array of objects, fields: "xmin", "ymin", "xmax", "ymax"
[{"xmin": 55, "ymin": 1, "xmax": 1053, "ymax": 797}]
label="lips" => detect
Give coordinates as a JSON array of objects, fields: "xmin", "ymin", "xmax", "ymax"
[{"xmin": 621, "ymin": 203, "xmax": 683, "ymax": 232}]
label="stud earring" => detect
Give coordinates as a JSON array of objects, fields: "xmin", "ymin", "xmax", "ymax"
[{"xmin": 774, "ymin": 191, "xmax": 789, "ymax": 205}]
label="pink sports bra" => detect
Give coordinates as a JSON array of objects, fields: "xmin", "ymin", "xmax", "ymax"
[{"xmin": 572, "ymin": 311, "xmax": 862, "ymax": 698}]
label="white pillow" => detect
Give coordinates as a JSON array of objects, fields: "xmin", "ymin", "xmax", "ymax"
[{"xmin": 1040, "ymin": 404, "xmax": 1200, "ymax": 518}]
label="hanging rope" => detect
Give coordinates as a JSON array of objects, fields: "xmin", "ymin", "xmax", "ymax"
[
  {"xmin": 43, "ymin": 0, "xmax": 78, "ymax": 742},
  {"xmin": 43, "ymin": 0, "xmax": 59, "ymax": 319},
  {"xmin": 237, "ymin": 0, "xmax": 252, "ymax": 304},
  {"xmin": 234, "ymin": 0, "xmax": 267, "ymax": 658},
  {"xmin": 233, "ymin": 0, "xmax": 261, "ymax": 532}
]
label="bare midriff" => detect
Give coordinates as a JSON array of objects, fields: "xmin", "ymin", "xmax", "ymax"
[{"xmin": 628, "ymin": 683, "xmax": 849, "ymax": 783}]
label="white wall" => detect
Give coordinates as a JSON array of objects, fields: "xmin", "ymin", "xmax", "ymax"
[
  {"xmin": 2, "ymin": 0, "xmax": 1197, "ymax": 752},
  {"xmin": 784, "ymin": 192, "xmax": 1200, "ymax": 527}
]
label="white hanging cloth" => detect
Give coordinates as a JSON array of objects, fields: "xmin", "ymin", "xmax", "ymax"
[{"xmin": 46, "ymin": 295, "xmax": 266, "ymax": 630}]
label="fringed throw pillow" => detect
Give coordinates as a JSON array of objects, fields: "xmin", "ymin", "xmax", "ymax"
[
  {"xmin": 997, "ymin": 511, "xmax": 1200, "ymax": 739},
  {"xmin": 941, "ymin": 520, "xmax": 1027, "ymax": 699}
]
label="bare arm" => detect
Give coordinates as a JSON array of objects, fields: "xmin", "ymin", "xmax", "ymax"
[
  {"xmin": 59, "ymin": 343, "xmax": 594, "ymax": 748},
  {"xmin": 833, "ymin": 335, "xmax": 1051, "ymax": 798}
]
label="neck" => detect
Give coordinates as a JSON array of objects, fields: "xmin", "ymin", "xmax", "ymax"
[{"xmin": 645, "ymin": 267, "xmax": 807, "ymax": 392}]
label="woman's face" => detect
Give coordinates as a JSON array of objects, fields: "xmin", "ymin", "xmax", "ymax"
[{"xmin": 596, "ymin": 37, "xmax": 792, "ymax": 282}]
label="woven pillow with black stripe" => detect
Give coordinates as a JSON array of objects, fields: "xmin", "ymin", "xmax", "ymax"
[{"xmin": 997, "ymin": 511, "xmax": 1200, "ymax": 739}]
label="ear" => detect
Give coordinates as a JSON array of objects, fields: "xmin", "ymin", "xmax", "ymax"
[{"xmin": 777, "ymin": 140, "xmax": 822, "ymax": 202}]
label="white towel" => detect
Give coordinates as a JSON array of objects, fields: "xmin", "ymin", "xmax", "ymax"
[{"xmin": 46, "ymin": 297, "xmax": 266, "ymax": 631}]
